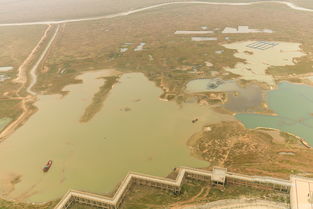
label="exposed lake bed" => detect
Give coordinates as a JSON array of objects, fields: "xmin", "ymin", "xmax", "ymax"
[{"xmin": 223, "ymin": 41, "xmax": 306, "ymax": 86}]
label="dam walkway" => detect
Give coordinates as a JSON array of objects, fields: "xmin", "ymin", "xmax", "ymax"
[{"xmin": 54, "ymin": 167, "xmax": 291, "ymax": 209}]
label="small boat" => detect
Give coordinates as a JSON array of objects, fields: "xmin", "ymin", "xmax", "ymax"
[
  {"xmin": 43, "ymin": 160, "xmax": 53, "ymax": 172},
  {"xmin": 192, "ymin": 118, "xmax": 199, "ymax": 123}
]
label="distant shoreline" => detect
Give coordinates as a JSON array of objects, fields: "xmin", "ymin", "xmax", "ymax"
[
  {"xmin": 0, "ymin": 1, "xmax": 312, "ymax": 27},
  {"xmin": 255, "ymin": 126, "xmax": 312, "ymax": 148}
]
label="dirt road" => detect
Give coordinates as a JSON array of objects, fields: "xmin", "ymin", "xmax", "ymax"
[{"xmin": 0, "ymin": 24, "xmax": 60, "ymax": 140}]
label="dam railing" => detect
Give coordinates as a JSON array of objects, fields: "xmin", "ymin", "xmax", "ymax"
[{"xmin": 54, "ymin": 167, "xmax": 291, "ymax": 209}]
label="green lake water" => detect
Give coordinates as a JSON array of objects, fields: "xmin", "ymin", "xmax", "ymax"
[
  {"xmin": 0, "ymin": 70, "xmax": 232, "ymax": 202},
  {"xmin": 237, "ymin": 82, "xmax": 313, "ymax": 145}
]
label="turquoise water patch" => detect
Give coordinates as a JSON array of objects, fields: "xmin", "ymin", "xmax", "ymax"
[
  {"xmin": 0, "ymin": 117, "xmax": 12, "ymax": 131},
  {"xmin": 236, "ymin": 82, "xmax": 313, "ymax": 145}
]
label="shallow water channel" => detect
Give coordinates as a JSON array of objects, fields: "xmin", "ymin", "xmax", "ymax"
[
  {"xmin": 186, "ymin": 78, "xmax": 263, "ymax": 112},
  {"xmin": 0, "ymin": 70, "xmax": 231, "ymax": 202}
]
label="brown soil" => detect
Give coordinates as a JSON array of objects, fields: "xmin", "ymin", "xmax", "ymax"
[{"xmin": 188, "ymin": 121, "xmax": 313, "ymax": 179}]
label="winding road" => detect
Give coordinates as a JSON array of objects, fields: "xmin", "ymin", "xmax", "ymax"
[
  {"xmin": 14, "ymin": 25, "xmax": 52, "ymax": 85},
  {"xmin": 0, "ymin": 1, "xmax": 312, "ymax": 27},
  {"xmin": 26, "ymin": 25, "xmax": 60, "ymax": 95},
  {"xmin": 0, "ymin": 25, "xmax": 59, "ymax": 140}
]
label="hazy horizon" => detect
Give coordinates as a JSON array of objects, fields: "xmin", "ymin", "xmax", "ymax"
[
  {"xmin": 1, "ymin": 0, "xmax": 306, "ymax": 24},
  {"xmin": 0, "ymin": 0, "xmax": 187, "ymax": 23}
]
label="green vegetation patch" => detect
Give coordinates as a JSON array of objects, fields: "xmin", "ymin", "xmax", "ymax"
[
  {"xmin": 0, "ymin": 99, "xmax": 23, "ymax": 120},
  {"xmin": 280, "ymin": 131, "xmax": 299, "ymax": 144},
  {"xmin": 188, "ymin": 121, "xmax": 313, "ymax": 178},
  {"xmin": 123, "ymin": 181, "xmax": 289, "ymax": 208},
  {"xmin": 122, "ymin": 181, "xmax": 203, "ymax": 209},
  {"xmin": 207, "ymin": 185, "xmax": 289, "ymax": 203},
  {"xmin": 267, "ymin": 60, "xmax": 313, "ymax": 76},
  {"xmin": 0, "ymin": 25, "xmax": 46, "ymax": 67},
  {"xmin": 80, "ymin": 76, "xmax": 119, "ymax": 122}
]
